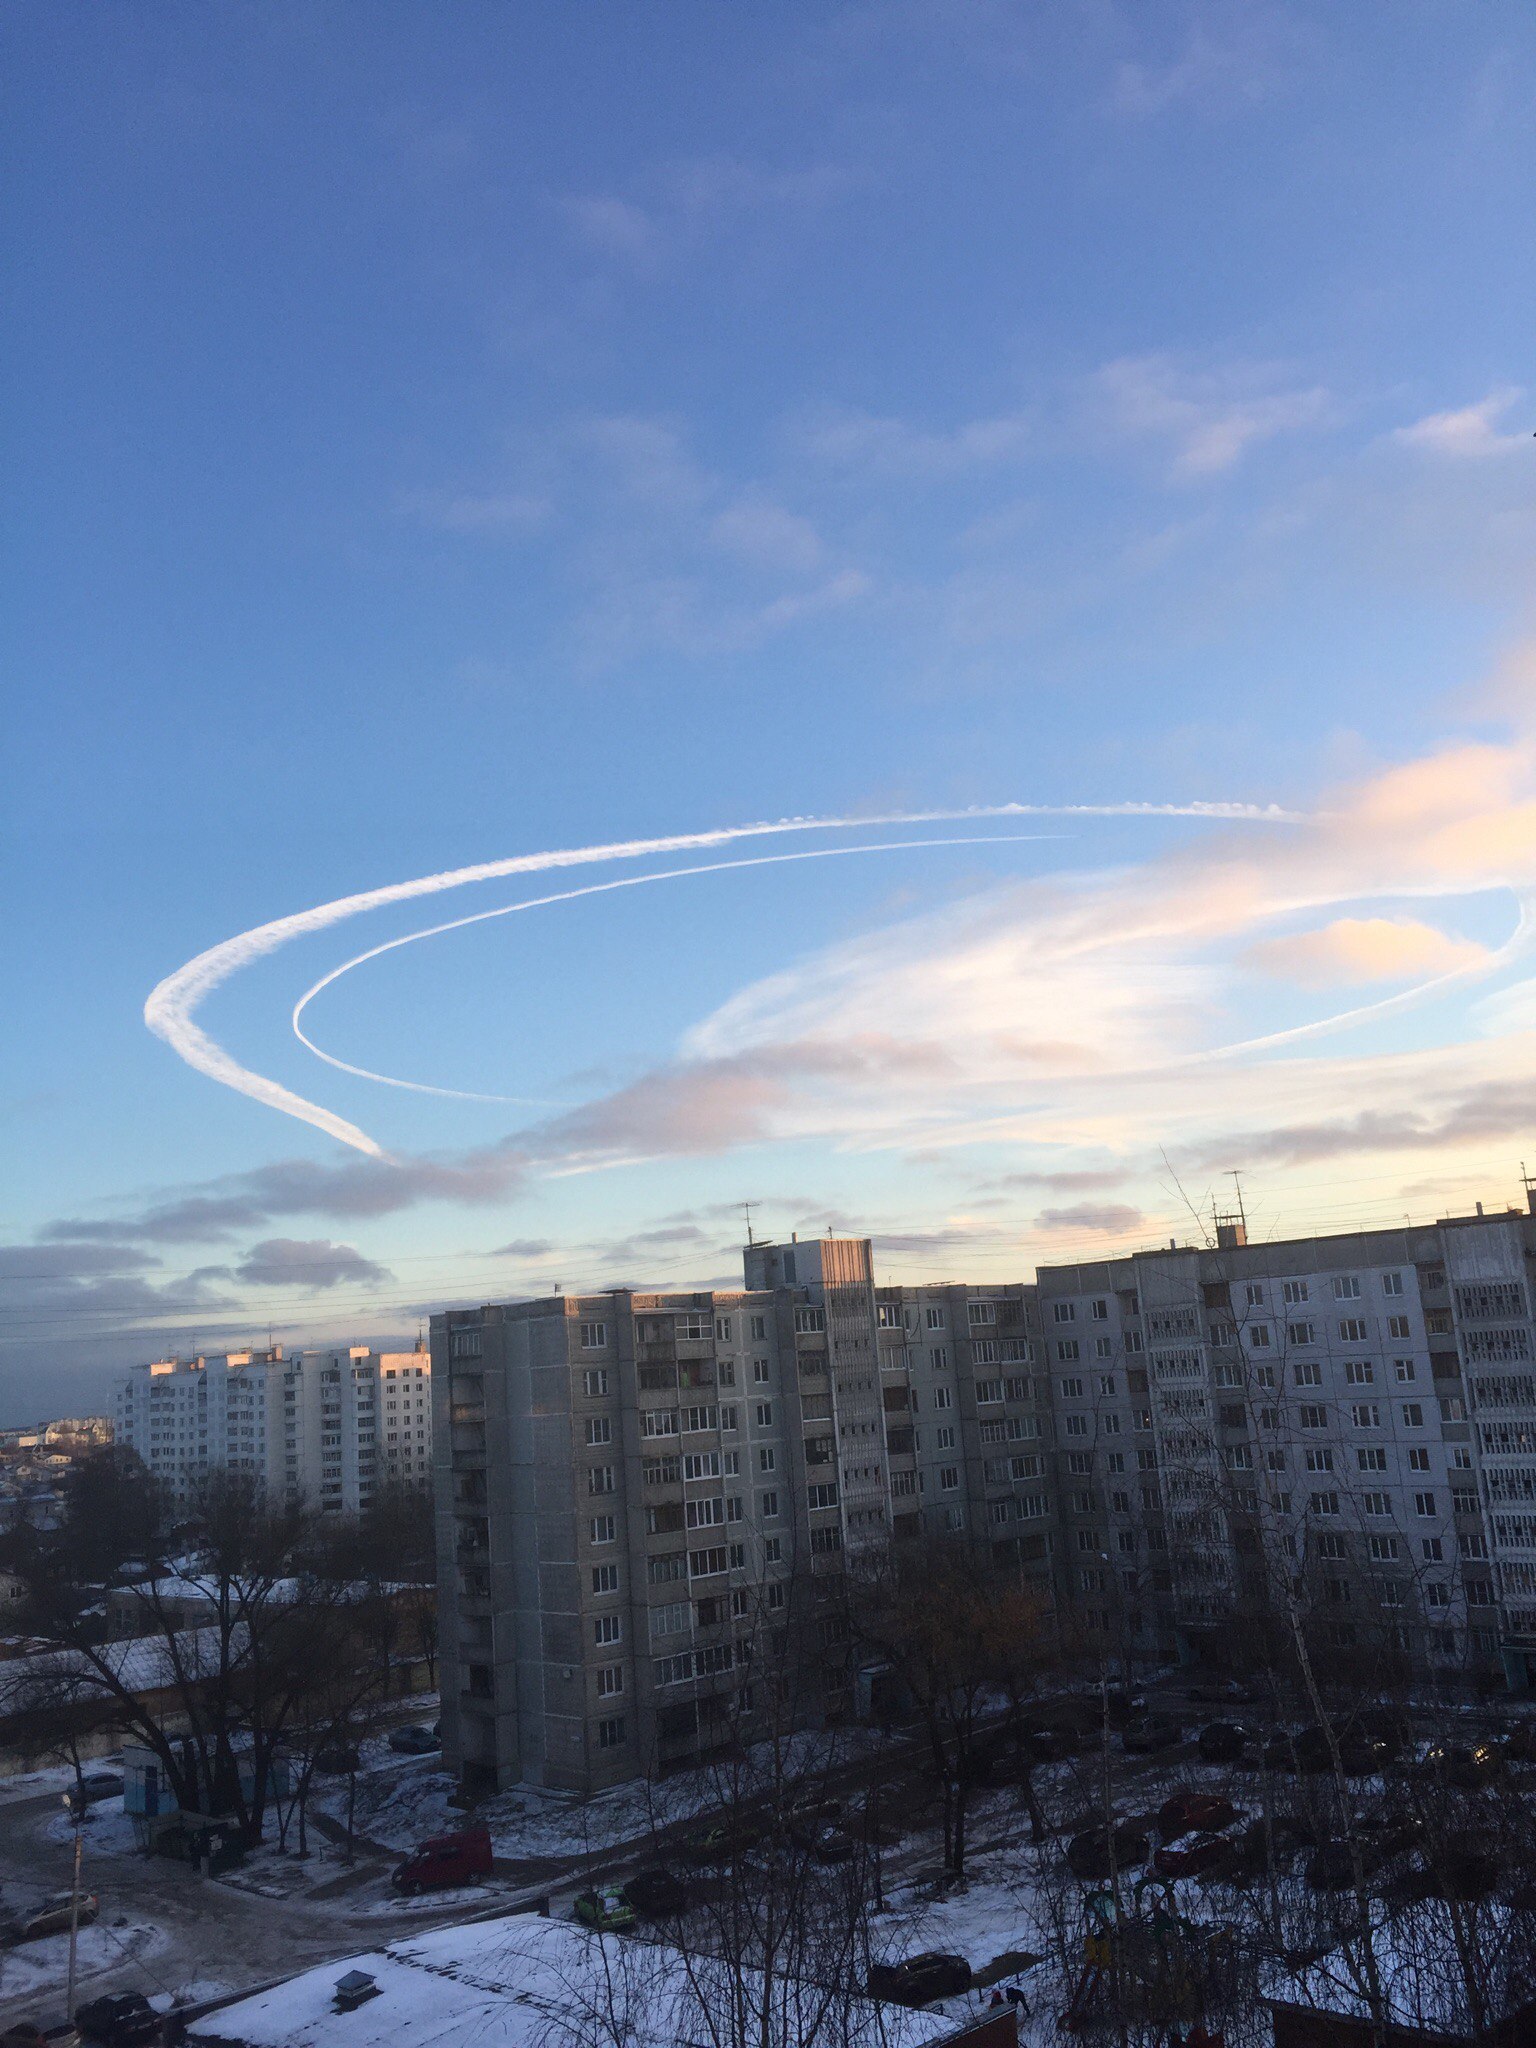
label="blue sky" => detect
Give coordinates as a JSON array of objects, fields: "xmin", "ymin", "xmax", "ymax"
[{"xmin": 4, "ymin": 1, "xmax": 1535, "ymax": 1421}]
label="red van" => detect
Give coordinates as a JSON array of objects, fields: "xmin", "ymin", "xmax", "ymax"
[{"xmin": 391, "ymin": 1826, "xmax": 494, "ymax": 1893}]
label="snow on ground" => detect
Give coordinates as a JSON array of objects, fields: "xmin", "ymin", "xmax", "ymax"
[{"xmin": 0, "ymin": 1917, "xmax": 170, "ymax": 2006}]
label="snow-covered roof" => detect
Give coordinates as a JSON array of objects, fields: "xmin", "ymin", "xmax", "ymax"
[
  {"xmin": 189, "ymin": 1913, "xmax": 965, "ymax": 2048},
  {"xmin": 1262, "ymin": 1903, "xmax": 1532, "ymax": 2037}
]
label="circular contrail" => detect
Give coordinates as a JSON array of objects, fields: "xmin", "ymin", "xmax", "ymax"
[{"xmin": 144, "ymin": 800, "xmax": 1298, "ymax": 1156}]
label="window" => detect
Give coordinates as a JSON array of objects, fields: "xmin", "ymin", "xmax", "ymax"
[
  {"xmin": 793, "ymin": 1307, "xmax": 825, "ymax": 1334},
  {"xmin": 933, "ymin": 1385, "xmax": 953, "ymax": 1410},
  {"xmin": 1245, "ymin": 1284, "xmax": 1265, "ymax": 1307},
  {"xmin": 1057, "ymin": 1339, "xmax": 1080, "ymax": 1362},
  {"xmin": 1344, "ymin": 1360, "xmax": 1374, "ymax": 1386},
  {"xmin": 920, "ymin": 1304, "xmax": 945, "ymax": 1331},
  {"xmin": 1065, "ymin": 1415, "xmax": 1089, "ymax": 1438},
  {"xmin": 1363, "ymin": 1491, "xmax": 1390, "ymax": 1515},
  {"xmin": 1382, "ymin": 1272, "xmax": 1403, "ymax": 1297},
  {"xmin": 810, "ymin": 1525, "xmax": 842, "ymax": 1554},
  {"xmin": 592, "ymin": 1564, "xmax": 619, "ymax": 1594},
  {"xmin": 928, "ymin": 1345, "xmax": 949, "ymax": 1370},
  {"xmin": 1306, "ymin": 1448, "xmax": 1335, "ymax": 1472},
  {"xmin": 596, "ymin": 1666, "xmax": 623, "ymax": 1697},
  {"xmin": 585, "ymin": 1417, "xmax": 612, "ymax": 1446},
  {"xmin": 763, "ymin": 1536, "xmax": 783, "ymax": 1564},
  {"xmin": 715, "ymin": 1316, "xmax": 732, "ymax": 1342},
  {"xmin": 1408, "ymin": 1446, "xmax": 1430, "ymax": 1471},
  {"xmin": 1309, "ymin": 1492, "xmax": 1340, "ymax": 1516},
  {"xmin": 1333, "ymin": 1276, "xmax": 1361, "ymax": 1300},
  {"xmin": 1300, "ymin": 1404, "xmax": 1327, "ymax": 1429},
  {"xmin": 580, "ymin": 1321, "xmax": 608, "ymax": 1349},
  {"xmin": 877, "ymin": 1303, "xmax": 903, "ymax": 1328},
  {"xmin": 591, "ymin": 1515, "xmax": 616, "ymax": 1544},
  {"xmin": 760, "ymin": 1489, "xmax": 780, "ymax": 1517},
  {"xmin": 758, "ymin": 1447, "xmax": 776, "ymax": 1473},
  {"xmin": 1421, "ymin": 1536, "xmax": 1444, "ymax": 1562},
  {"xmin": 1283, "ymin": 1280, "xmax": 1309, "ymax": 1305},
  {"xmin": 684, "ymin": 1452, "xmax": 721, "ymax": 1481},
  {"xmin": 685, "ymin": 1496, "xmax": 724, "ymax": 1529},
  {"xmin": 1351, "ymin": 1404, "xmax": 1381, "ymax": 1428},
  {"xmin": 1386, "ymin": 1315, "xmax": 1411, "ymax": 1340},
  {"xmin": 1414, "ymin": 1491, "xmax": 1438, "ymax": 1518},
  {"xmin": 684, "ymin": 1405, "xmax": 717, "ymax": 1433},
  {"xmin": 582, "ymin": 1368, "xmax": 610, "ymax": 1396},
  {"xmin": 598, "ymin": 1717, "xmax": 626, "ymax": 1749},
  {"xmin": 588, "ymin": 1465, "xmax": 615, "ymax": 1494},
  {"xmin": 939, "ymin": 1465, "xmax": 959, "ymax": 1491},
  {"xmin": 807, "ymin": 1482, "xmax": 839, "ymax": 1510},
  {"xmin": 1053, "ymin": 1301, "xmax": 1076, "ymax": 1323},
  {"xmin": 642, "ymin": 1410, "xmax": 678, "ymax": 1439},
  {"xmin": 1369, "ymin": 1534, "xmax": 1400, "ymax": 1560},
  {"xmin": 753, "ymin": 1358, "xmax": 770, "ymax": 1383},
  {"xmin": 750, "ymin": 1314, "xmax": 768, "ymax": 1340},
  {"xmin": 1248, "ymin": 1324, "xmax": 1272, "ymax": 1349},
  {"xmin": 1293, "ymin": 1360, "xmax": 1321, "ymax": 1386},
  {"xmin": 1060, "ymin": 1376, "xmax": 1084, "ymax": 1399},
  {"xmin": 976, "ymin": 1378, "xmax": 1003, "ymax": 1404},
  {"xmin": 594, "ymin": 1614, "xmax": 622, "ymax": 1646},
  {"xmin": 1095, "ymin": 1338, "xmax": 1112, "ymax": 1360},
  {"xmin": 1394, "ymin": 1358, "xmax": 1416, "ymax": 1382},
  {"xmin": 1338, "ymin": 1318, "xmax": 1368, "ymax": 1343},
  {"xmin": 936, "ymin": 1425, "xmax": 956, "ymax": 1450},
  {"xmin": 754, "ymin": 1401, "xmax": 773, "ymax": 1427},
  {"xmin": 1357, "ymin": 1447, "xmax": 1387, "ymax": 1471},
  {"xmin": 1402, "ymin": 1402, "xmax": 1425, "ymax": 1428},
  {"xmin": 969, "ymin": 1299, "xmax": 997, "ymax": 1325},
  {"xmin": 676, "ymin": 1315, "xmax": 708, "ymax": 1340}
]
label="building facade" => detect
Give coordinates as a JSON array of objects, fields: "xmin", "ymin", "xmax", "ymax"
[
  {"xmin": 113, "ymin": 1340, "xmax": 431, "ymax": 1512},
  {"xmin": 435, "ymin": 1197, "xmax": 1536, "ymax": 1796}
]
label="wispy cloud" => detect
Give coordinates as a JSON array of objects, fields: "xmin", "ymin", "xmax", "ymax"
[
  {"xmin": 231, "ymin": 1238, "xmax": 392, "ymax": 1288},
  {"xmin": 1094, "ymin": 354, "xmax": 1335, "ymax": 477},
  {"xmin": 795, "ymin": 404, "xmax": 1032, "ymax": 481},
  {"xmin": 559, "ymin": 154, "xmax": 866, "ymax": 272},
  {"xmin": 1392, "ymin": 387, "xmax": 1527, "ymax": 460},
  {"xmin": 1245, "ymin": 916, "xmax": 1488, "ymax": 988},
  {"xmin": 1036, "ymin": 1202, "xmax": 1145, "ymax": 1233}
]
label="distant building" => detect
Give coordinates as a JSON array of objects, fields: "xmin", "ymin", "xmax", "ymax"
[{"xmin": 112, "ymin": 1341, "xmax": 431, "ymax": 1513}]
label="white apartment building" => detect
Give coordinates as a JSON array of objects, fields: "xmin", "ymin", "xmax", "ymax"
[{"xmin": 113, "ymin": 1340, "xmax": 431, "ymax": 1512}]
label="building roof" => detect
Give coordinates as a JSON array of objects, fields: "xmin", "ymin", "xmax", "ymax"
[
  {"xmin": 1262, "ymin": 1905, "xmax": 1533, "ymax": 2038},
  {"xmin": 189, "ymin": 1913, "xmax": 965, "ymax": 2048}
]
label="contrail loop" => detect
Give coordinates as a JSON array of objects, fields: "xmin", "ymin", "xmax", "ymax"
[{"xmin": 144, "ymin": 799, "xmax": 1299, "ymax": 1156}]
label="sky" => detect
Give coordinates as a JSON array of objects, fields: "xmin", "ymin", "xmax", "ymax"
[{"xmin": 3, "ymin": 0, "xmax": 1535, "ymax": 1424}]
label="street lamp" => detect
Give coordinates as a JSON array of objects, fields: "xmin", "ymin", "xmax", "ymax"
[{"xmin": 60, "ymin": 1788, "xmax": 84, "ymax": 2026}]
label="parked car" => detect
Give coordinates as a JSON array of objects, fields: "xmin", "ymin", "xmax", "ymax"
[
  {"xmin": 622, "ymin": 1867, "xmax": 688, "ymax": 1918},
  {"xmin": 1225, "ymin": 1815, "xmax": 1313, "ymax": 1880},
  {"xmin": 1420, "ymin": 1741, "xmax": 1500, "ymax": 1790},
  {"xmin": 788, "ymin": 1818, "xmax": 856, "ymax": 1863},
  {"xmin": 682, "ymin": 1817, "xmax": 761, "ymax": 1863},
  {"xmin": 1415, "ymin": 1839, "xmax": 1500, "ymax": 1900},
  {"xmin": 1154, "ymin": 1831, "xmax": 1237, "ymax": 1881},
  {"xmin": 867, "ymin": 1953, "xmax": 972, "ymax": 2007},
  {"xmin": 1198, "ymin": 1722, "xmax": 1248, "ymax": 1765},
  {"xmin": 573, "ymin": 1885, "xmax": 637, "ymax": 1934},
  {"xmin": 73, "ymin": 1990, "xmax": 158, "ymax": 2046},
  {"xmin": 1122, "ymin": 1716, "xmax": 1181, "ymax": 1754},
  {"xmin": 1305, "ymin": 1838, "xmax": 1389, "ymax": 1891},
  {"xmin": 1187, "ymin": 1678, "xmax": 1256, "ymax": 1706},
  {"xmin": 1157, "ymin": 1791, "xmax": 1239, "ymax": 1841},
  {"xmin": 75, "ymin": 1770, "xmax": 124, "ymax": 1805},
  {"xmin": 14, "ymin": 1890, "xmax": 99, "ymax": 1941},
  {"xmin": 391, "ymin": 1826, "xmax": 493, "ymax": 1893},
  {"xmin": 1067, "ymin": 1822, "xmax": 1150, "ymax": 1880},
  {"xmin": 388, "ymin": 1723, "xmax": 441, "ymax": 1756},
  {"xmin": 1262, "ymin": 1730, "xmax": 1301, "ymax": 1772},
  {"xmin": 315, "ymin": 1744, "xmax": 360, "ymax": 1775},
  {"xmin": 1499, "ymin": 1720, "xmax": 1536, "ymax": 1766}
]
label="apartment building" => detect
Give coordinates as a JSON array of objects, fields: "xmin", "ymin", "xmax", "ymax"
[
  {"xmin": 432, "ymin": 1236, "xmax": 1050, "ymax": 1796},
  {"xmin": 1036, "ymin": 1199, "xmax": 1536, "ymax": 1693},
  {"xmin": 434, "ymin": 1195, "xmax": 1536, "ymax": 1796},
  {"xmin": 113, "ymin": 1340, "xmax": 431, "ymax": 1512}
]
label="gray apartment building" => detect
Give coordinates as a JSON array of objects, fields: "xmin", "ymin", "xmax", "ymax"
[
  {"xmin": 113, "ymin": 1340, "xmax": 432, "ymax": 1512},
  {"xmin": 434, "ymin": 1197, "xmax": 1536, "ymax": 1796},
  {"xmin": 432, "ymin": 1236, "xmax": 1047, "ymax": 1796}
]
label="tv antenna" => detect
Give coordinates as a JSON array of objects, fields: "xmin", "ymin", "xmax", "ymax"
[{"xmin": 741, "ymin": 1201, "xmax": 758, "ymax": 1248}]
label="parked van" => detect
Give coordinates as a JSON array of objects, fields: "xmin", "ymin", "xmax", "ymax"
[{"xmin": 391, "ymin": 1827, "xmax": 493, "ymax": 1893}]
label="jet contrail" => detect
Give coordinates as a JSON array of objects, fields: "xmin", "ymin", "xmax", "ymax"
[{"xmin": 145, "ymin": 800, "xmax": 1298, "ymax": 1156}]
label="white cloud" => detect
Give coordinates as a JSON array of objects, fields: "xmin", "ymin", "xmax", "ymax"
[
  {"xmin": 1036, "ymin": 1202, "xmax": 1145, "ymax": 1234},
  {"xmin": 709, "ymin": 499, "xmax": 825, "ymax": 574},
  {"xmin": 1095, "ymin": 354, "xmax": 1335, "ymax": 477},
  {"xmin": 795, "ymin": 405, "xmax": 1032, "ymax": 481},
  {"xmin": 1392, "ymin": 388, "xmax": 1527, "ymax": 460},
  {"xmin": 1245, "ymin": 916, "xmax": 1489, "ymax": 988}
]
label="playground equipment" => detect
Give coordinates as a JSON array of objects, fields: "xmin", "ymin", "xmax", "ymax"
[{"xmin": 1061, "ymin": 1875, "xmax": 1232, "ymax": 2035}]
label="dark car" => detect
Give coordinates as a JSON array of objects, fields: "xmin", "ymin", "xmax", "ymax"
[
  {"xmin": 1415, "ymin": 1839, "xmax": 1500, "ymax": 1900},
  {"xmin": 1122, "ymin": 1716, "xmax": 1181, "ymax": 1754},
  {"xmin": 682, "ymin": 1817, "xmax": 762, "ymax": 1863},
  {"xmin": 315, "ymin": 1744, "xmax": 361, "ymax": 1775},
  {"xmin": 1198, "ymin": 1722, "xmax": 1248, "ymax": 1765},
  {"xmin": 391, "ymin": 1826, "xmax": 493, "ymax": 1893},
  {"xmin": 868, "ymin": 1953, "xmax": 972, "ymax": 2007},
  {"xmin": 1187, "ymin": 1678, "xmax": 1257, "ymax": 1706},
  {"xmin": 1263, "ymin": 1730, "xmax": 1301, "ymax": 1772},
  {"xmin": 1155, "ymin": 1830, "xmax": 1237, "ymax": 1881},
  {"xmin": 1067, "ymin": 1822, "xmax": 1150, "ymax": 1880},
  {"xmin": 1305, "ymin": 1838, "xmax": 1389, "ymax": 1891},
  {"xmin": 388, "ymin": 1723, "xmax": 441, "ymax": 1756},
  {"xmin": 623, "ymin": 1866, "xmax": 688, "ymax": 1918},
  {"xmin": 1226, "ymin": 1814, "xmax": 1313, "ymax": 1879},
  {"xmin": 789, "ymin": 1818, "xmax": 856, "ymax": 1863},
  {"xmin": 1420, "ymin": 1742, "xmax": 1500, "ymax": 1790},
  {"xmin": 1157, "ymin": 1791, "xmax": 1239, "ymax": 1841},
  {"xmin": 73, "ymin": 1991, "xmax": 159, "ymax": 2046},
  {"xmin": 1499, "ymin": 1721, "xmax": 1536, "ymax": 1766}
]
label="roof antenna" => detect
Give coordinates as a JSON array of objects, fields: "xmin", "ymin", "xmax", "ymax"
[{"xmin": 742, "ymin": 1201, "xmax": 757, "ymax": 1248}]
